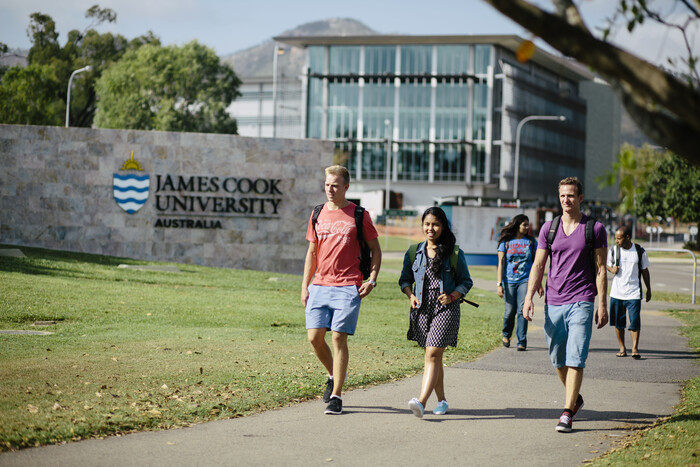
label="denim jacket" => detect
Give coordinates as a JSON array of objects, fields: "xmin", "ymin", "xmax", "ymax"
[{"xmin": 398, "ymin": 241, "xmax": 473, "ymax": 304}]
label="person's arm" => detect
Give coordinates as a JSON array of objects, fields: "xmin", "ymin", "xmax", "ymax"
[
  {"xmin": 399, "ymin": 250, "xmax": 419, "ymax": 308},
  {"xmin": 358, "ymin": 237, "xmax": 381, "ymax": 298},
  {"xmin": 594, "ymin": 246, "xmax": 609, "ymax": 328},
  {"xmin": 496, "ymin": 250, "xmax": 505, "ymax": 298},
  {"xmin": 300, "ymin": 242, "xmax": 317, "ymax": 307},
  {"xmin": 642, "ymin": 268, "xmax": 652, "ymax": 302},
  {"xmin": 605, "ymin": 248, "xmax": 619, "ymax": 274},
  {"xmin": 523, "ymin": 249, "xmax": 548, "ymax": 321}
]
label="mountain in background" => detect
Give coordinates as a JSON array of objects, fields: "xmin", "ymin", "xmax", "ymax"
[{"xmin": 220, "ymin": 18, "xmax": 378, "ymax": 78}]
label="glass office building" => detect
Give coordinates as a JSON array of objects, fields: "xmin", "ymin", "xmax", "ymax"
[{"xmin": 274, "ymin": 35, "xmax": 613, "ymax": 210}]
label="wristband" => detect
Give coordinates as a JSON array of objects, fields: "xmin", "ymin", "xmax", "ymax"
[{"xmin": 449, "ymin": 293, "xmax": 456, "ymax": 303}]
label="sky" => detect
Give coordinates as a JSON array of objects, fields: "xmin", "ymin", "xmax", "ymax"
[{"xmin": 1, "ymin": 0, "xmax": 698, "ymax": 71}]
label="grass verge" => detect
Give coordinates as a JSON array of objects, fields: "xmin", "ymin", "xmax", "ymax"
[
  {"xmin": 589, "ymin": 309, "xmax": 699, "ymax": 466},
  {"xmin": 0, "ymin": 245, "xmax": 502, "ymax": 451}
]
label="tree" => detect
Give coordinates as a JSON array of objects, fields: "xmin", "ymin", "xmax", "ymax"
[
  {"xmin": 636, "ymin": 153, "xmax": 700, "ymax": 229},
  {"xmin": 94, "ymin": 41, "xmax": 241, "ymax": 134},
  {"xmin": 597, "ymin": 143, "xmax": 658, "ymax": 215},
  {"xmin": 0, "ymin": 6, "xmax": 158, "ymax": 127},
  {"xmin": 483, "ymin": 0, "xmax": 700, "ymax": 166}
]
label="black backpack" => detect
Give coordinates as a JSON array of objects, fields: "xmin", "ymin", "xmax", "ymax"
[
  {"xmin": 611, "ymin": 243, "xmax": 646, "ymax": 299},
  {"xmin": 546, "ymin": 215, "xmax": 598, "ymax": 294},
  {"xmin": 311, "ymin": 204, "xmax": 371, "ymax": 280}
]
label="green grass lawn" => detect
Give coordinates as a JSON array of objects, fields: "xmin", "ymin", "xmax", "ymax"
[
  {"xmin": 0, "ymin": 245, "xmax": 502, "ymax": 450},
  {"xmin": 590, "ymin": 309, "xmax": 700, "ymax": 466},
  {"xmin": 0, "ymin": 244, "xmax": 696, "ymax": 461}
]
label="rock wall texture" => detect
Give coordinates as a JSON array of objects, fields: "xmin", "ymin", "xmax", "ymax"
[{"xmin": 0, "ymin": 124, "xmax": 333, "ymax": 274}]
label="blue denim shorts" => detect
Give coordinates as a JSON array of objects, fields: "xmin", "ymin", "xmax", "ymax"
[
  {"xmin": 610, "ymin": 297, "xmax": 641, "ymax": 331},
  {"xmin": 305, "ymin": 285, "xmax": 361, "ymax": 335},
  {"xmin": 544, "ymin": 301, "xmax": 594, "ymax": 368}
]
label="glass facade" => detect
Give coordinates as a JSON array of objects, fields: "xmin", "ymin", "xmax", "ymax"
[
  {"xmin": 307, "ymin": 44, "xmax": 482, "ymax": 183},
  {"xmin": 304, "ymin": 40, "xmax": 588, "ymax": 199}
]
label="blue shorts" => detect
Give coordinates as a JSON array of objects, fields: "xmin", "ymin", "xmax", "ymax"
[
  {"xmin": 610, "ymin": 298, "xmax": 641, "ymax": 331},
  {"xmin": 305, "ymin": 285, "xmax": 361, "ymax": 335},
  {"xmin": 544, "ymin": 302, "xmax": 594, "ymax": 369}
]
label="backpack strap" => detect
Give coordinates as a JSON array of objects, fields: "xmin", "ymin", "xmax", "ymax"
[
  {"xmin": 354, "ymin": 205, "xmax": 365, "ymax": 245},
  {"xmin": 546, "ymin": 216, "xmax": 561, "ymax": 251},
  {"xmin": 585, "ymin": 216, "xmax": 598, "ymax": 277},
  {"xmin": 450, "ymin": 245, "xmax": 460, "ymax": 272},
  {"xmin": 634, "ymin": 243, "xmax": 645, "ymax": 299},
  {"xmin": 409, "ymin": 243, "xmax": 420, "ymax": 263},
  {"xmin": 311, "ymin": 204, "xmax": 324, "ymax": 240},
  {"xmin": 614, "ymin": 244, "xmax": 620, "ymax": 267}
]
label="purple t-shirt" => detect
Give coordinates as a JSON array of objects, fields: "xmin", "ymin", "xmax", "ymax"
[{"xmin": 538, "ymin": 215, "xmax": 607, "ymax": 305}]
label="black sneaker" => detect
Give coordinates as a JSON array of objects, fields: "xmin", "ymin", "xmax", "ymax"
[
  {"xmin": 323, "ymin": 377, "xmax": 333, "ymax": 403},
  {"xmin": 556, "ymin": 411, "xmax": 573, "ymax": 433},
  {"xmin": 324, "ymin": 396, "xmax": 342, "ymax": 415},
  {"xmin": 573, "ymin": 394, "xmax": 584, "ymax": 416}
]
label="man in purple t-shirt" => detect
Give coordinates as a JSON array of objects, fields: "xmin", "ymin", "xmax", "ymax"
[{"xmin": 523, "ymin": 177, "xmax": 608, "ymax": 433}]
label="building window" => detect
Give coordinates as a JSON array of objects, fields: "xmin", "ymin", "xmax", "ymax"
[
  {"xmin": 365, "ymin": 46, "xmax": 396, "ymax": 75},
  {"xmin": 328, "ymin": 80, "xmax": 359, "ymax": 139},
  {"xmin": 329, "ymin": 46, "xmax": 360, "ymax": 74},
  {"xmin": 437, "ymin": 45, "xmax": 469, "ymax": 74},
  {"xmin": 399, "ymin": 80, "xmax": 431, "ymax": 140},
  {"xmin": 401, "ymin": 46, "xmax": 432, "ymax": 74},
  {"xmin": 434, "ymin": 143, "xmax": 466, "ymax": 182},
  {"xmin": 474, "ymin": 45, "xmax": 491, "ymax": 74},
  {"xmin": 397, "ymin": 143, "xmax": 429, "ymax": 181},
  {"xmin": 359, "ymin": 142, "xmax": 387, "ymax": 180},
  {"xmin": 362, "ymin": 79, "xmax": 394, "ymax": 139}
]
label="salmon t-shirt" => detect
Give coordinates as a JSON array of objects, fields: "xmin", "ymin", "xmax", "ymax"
[{"xmin": 305, "ymin": 202, "xmax": 378, "ymax": 287}]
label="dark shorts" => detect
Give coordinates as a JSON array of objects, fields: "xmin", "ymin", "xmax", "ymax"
[{"xmin": 610, "ymin": 297, "xmax": 641, "ymax": 331}]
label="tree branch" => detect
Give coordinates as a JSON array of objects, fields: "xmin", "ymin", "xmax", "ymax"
[{"xmin": 483, "ymin": 0, "xmax": 700, "ymax": 165}]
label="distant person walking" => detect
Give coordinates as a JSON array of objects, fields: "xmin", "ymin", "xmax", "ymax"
[
  {"xmin": 301, "ymin": 165, "xmax": 382, "ymax": 415},
  {"xmin": 399, "ymin": 207, "xmax": 473, "ymax": 418},
  {"xmin": 523, "ymin": 177, "xmax": 608, "ymax": 433},
  {"xmin": 496, "ymin": 214, "xmax": 543, "ymax": 351},
  {"xmin": 606, "ymin": 226, "xmax": 652, "ymax": 359}
]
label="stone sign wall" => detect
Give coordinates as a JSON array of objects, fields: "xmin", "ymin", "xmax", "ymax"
[{"xmin": 0, "ymin": 124, "xmax": 334, "ymax": 274}]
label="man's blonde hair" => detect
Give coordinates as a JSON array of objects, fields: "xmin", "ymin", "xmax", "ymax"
[
  {"xmin": 558, "ymin": 176, "xmax": 583, "ymax": 196},
  {"xmin": 325, "ymin": 165, "xmax": 350, "ymax": 185}
]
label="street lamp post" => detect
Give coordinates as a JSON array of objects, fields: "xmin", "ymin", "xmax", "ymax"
[
  {"xmin": 384, "ymin": 119, "xmax": 393, "ymax": 213},
  {"xmin": 65, "ymin": 65, "xmax": 92, "ymax": 128},
  {"xmin": 513, "ymin": 115, "xmax": 566, "ymax": 199},
  {"xmin": 272, "ymin": 43, "xmax": 285, "ymax": 138}
]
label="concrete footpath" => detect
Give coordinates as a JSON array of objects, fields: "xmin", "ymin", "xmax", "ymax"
[{"xmin": 1, "ymin": 279, "xmax": 698, "ymax": 466}]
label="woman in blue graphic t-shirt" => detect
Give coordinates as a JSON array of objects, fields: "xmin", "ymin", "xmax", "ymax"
[{"xmin": 496, "ymin": 214, "xmax": 543, "ymax": 351}]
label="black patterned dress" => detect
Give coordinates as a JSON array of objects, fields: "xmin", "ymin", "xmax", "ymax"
[{"xmin": 407, "ymin": 256, "xmax": 461, "ymax": 348}]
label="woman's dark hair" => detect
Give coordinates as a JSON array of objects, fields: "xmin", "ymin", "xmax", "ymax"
[
  {"xmin": 497, "ymin": 214, "xmax": 531, "ymax": 244},
  {"xmin": 422, "ymin": 207, "xmax": 456, "ymax": 276}
]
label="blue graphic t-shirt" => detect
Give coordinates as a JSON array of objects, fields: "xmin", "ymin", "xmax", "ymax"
[{"xmin": 497, "ymin": 237, "xmax": 537, "ymax": 284}]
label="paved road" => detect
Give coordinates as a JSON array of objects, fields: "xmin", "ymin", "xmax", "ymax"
[{"xmin": 1, "ymin": 278, "xmax": 697, "ymax": 467}]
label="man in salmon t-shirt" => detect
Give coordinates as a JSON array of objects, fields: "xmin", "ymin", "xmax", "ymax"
[{"xmin": 301, "ymin": 165, "xmax": 382, "ymax": 415}]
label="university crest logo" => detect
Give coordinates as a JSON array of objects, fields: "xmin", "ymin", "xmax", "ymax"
[{"xmin": 113, "ymin": 151, "xmax": 149, "ymax": 214}]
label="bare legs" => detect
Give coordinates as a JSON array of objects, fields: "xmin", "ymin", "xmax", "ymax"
[
  {"xmin": 308, "ymin": 328, "xmax": 349, "ymax": 397},
  {"xmin": 418, "ymin": 346, "xmax": 446, "ymax": 406},
  {"xmin": 615, "ymin": 328, "xmax": 640, "ymax": 355},
  {"xmin": 555, "ymin": 366, "xmax": 584, "ymax": 410}
]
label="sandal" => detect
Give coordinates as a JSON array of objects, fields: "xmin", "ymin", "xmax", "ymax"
[
  {"xmin": 632, "ymin": 353, "xmax": 641, "ymax": 359},
  {"xmin": 616, "ymin": 351, "xmax": 627, "ymax": 357},
  {"xmin": 502, "ymin": 338, "xmax": 510, "ymax": 348}
]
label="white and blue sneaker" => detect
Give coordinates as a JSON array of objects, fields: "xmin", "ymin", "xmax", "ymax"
[
  {"xmin": 433, "ymin": 400, "xmax": 449, "ymax": 415},
  {"xmin": 408, "ymin": 398, "xmax": 424, "ymax": 418}
]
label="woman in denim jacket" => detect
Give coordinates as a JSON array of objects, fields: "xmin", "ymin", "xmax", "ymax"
[{"xmin": 399, "ymin": 207, "xmax": 473, "ymax": 418}]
